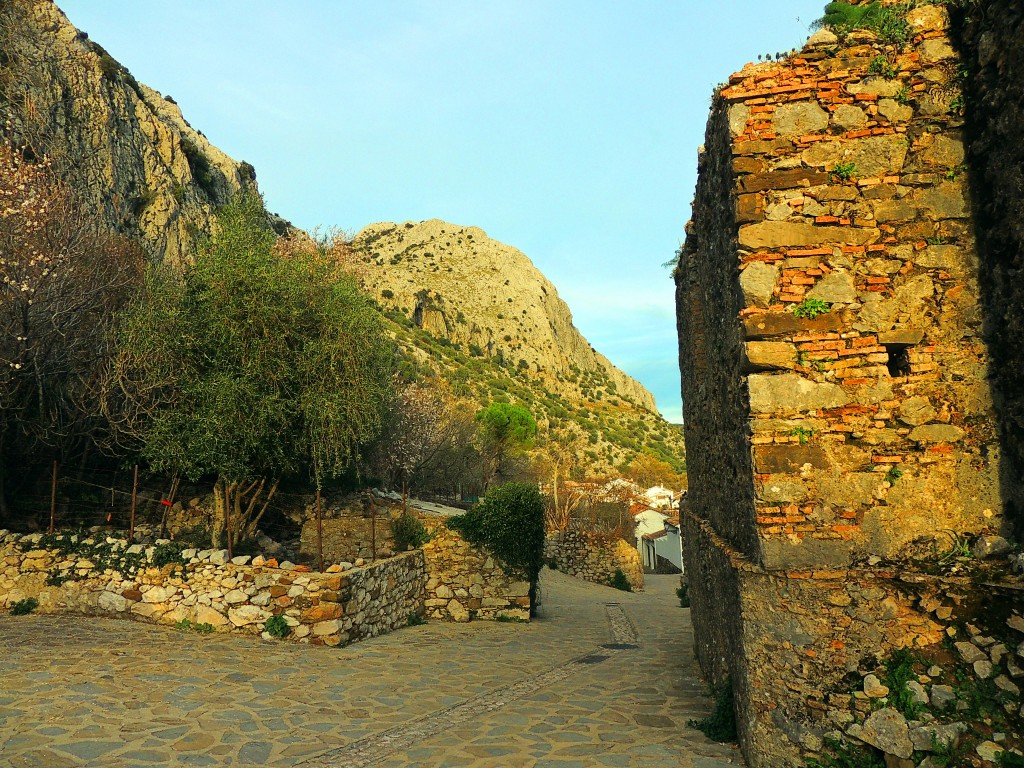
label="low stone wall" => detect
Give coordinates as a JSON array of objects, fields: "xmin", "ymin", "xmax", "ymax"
[
  {"xmin": 545, "ymin": 531, "xmax": 644, "ymax": 592},
  {"xmin": 299, "ymin": 510, "xmax": 398, "ymax": 565},
  {"xmin": 0, "ymin": 530, "xmax": 424, "ymax": 647},
  {"xmin": 421, "ymin": 523, "xmax": 530, "ymax": 622}
]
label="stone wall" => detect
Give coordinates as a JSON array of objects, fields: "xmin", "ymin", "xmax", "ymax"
[
  {"xmin": 956, "ymin": 1, "xmax": 1024, "ymax": 540},
  {"xmin": 421, "ymin": 524, "xmax": 531, "ymax": 622},
  {"xmin": 675, "ymin": 3, "xmax": 1020, "ymax": 765},
  {"xmin": 544, "ymin": 531, "xmax": 645, "ymax": 592},
  {"xmin": 687, "ymin": 508, "xmax": 1023, "ymax": 767},
  {"xmin": 0, "ymin": 530, "xmax": 425, "ymax": 647},
  {"xmin": 299, "ymin": 503, "xmax": 398, "ymax": 565}
]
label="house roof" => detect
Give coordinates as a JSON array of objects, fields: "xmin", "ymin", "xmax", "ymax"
[{"xmin": 642, "ymin": 529, "xmax": 668, "ymax": 541}]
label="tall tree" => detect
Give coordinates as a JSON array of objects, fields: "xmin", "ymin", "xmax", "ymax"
[
  {"xmin": 0, "ymin": 141, "xmax": 143, "ymax": 520},
  {"xmin": 475, "ymin": 402, "xmax": 537, "ymax": 489},
  {"xmin": 109, "ymin": 192, "xmax": 394, "ymax": 546}
]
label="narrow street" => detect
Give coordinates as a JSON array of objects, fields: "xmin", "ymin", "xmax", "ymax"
[{"xmin": 0, "ymin": 571, "xmax": 742, "ymax": 767}]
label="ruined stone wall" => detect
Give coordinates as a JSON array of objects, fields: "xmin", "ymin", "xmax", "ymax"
[
  {"xmin": 299, "ymin": 510, "xmax": 398, "ymax": 565},
  {"xmin": 957, "ymin": 1, "xmax": 1024, "ymax": 539},
  {"xmin": 544, "ymin": 531, "xmax": 645, "ymax": 592},
  {"xmin": 676, "ymin": 3, "xmax": 1017, "ymax": 765}
]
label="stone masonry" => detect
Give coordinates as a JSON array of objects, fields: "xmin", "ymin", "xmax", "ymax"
[
  {"xmin": 544, "ymin": 531, "xmax": 645, "ymax": 592},
  {"xmin": 676, "ymin": 3, "xmax": 1020, "ymax": 766},
  {"xmin": 1, "ymin": 515, "xmax": 535, "ymax": 648}
]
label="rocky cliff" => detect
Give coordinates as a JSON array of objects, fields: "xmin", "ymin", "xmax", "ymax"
[
  {"xmin": 354, "ymin": 219, "xmax": 656, "ymax": 410},
  {"xmin": 0, "ymin": 0, "xmax": 684, "ymax": 474},
  {"xmin": 352, "ymin": 220, "xmax": 685, "ymax": 471},
  {"xmin": 0, "ymin": 0, "xmax": 258, "ymax": 264}
]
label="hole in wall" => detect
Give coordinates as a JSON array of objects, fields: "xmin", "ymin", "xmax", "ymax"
[{"xmin": 884, "ymin": 344, "xmax": 912, "ymax": 377}]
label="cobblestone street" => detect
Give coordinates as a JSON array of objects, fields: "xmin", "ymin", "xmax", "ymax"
[{"xmin": 0, "ymin": 571, "xmax": 742, "ymax": 767}]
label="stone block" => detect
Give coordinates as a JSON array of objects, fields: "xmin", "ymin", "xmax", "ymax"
[
  {"xmin": 802, "ymin": 134, "xmax": 909, "ymax": 178},
  {"xmin": 772, "ymin": 102, "xmax": 829, "ymax": 136},
  {"xmin": 744, "ymin": 310, "xmax": 845, "ymax": 339},
  {"xmin": 748, "ymin": 373, "xmax": 851, "ymax": 414},
  {"xmin": 908, "ymin": 424, "xmax": 964, "ymax": 443},
  {"xmin": 753, "ymin": 445, "xmax": 829, "ymax": 474},
  {"xmin": 807, "ymin": 270, "xmax": 855, "ymax": 304},
  {"xmin": 744, "ymin": 341, "xmax": 797, "ymax": 370},
  {"xmin": 739, "ymin": 168, "xmax": 831, "ymax": 193},
  {"xmin": 740, "ymin": 261, "xmax": 779, "ymax": 309},
  {"xmin": 739, "ymin": 221, "xmax": 879, "ymax": 249},
  {"xmin": 312, "ymin": 619, "xmax": 341, "ymax": 635},
  {"xmin": 301, "ymin": 603, "xmax": 343, "ymax": 623}
]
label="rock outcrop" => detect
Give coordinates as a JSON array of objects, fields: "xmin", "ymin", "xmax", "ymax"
[
  {"xmin": 0, "ymin": 0, "xmax": 258, "ymax": 264},
  {"xmin": 354, "ymin": 219, "xmax": 657, "ymax": 411}
]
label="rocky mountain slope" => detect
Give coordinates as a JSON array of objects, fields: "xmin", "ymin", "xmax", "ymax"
[
  {"xmin": 0, "ymin": 0, "xmax": 262, "ymax": 264},
  {"xmin": 0, "ymin": 0, "xmax": 686, "ymax": 475},
  {"xmin": 352, "ymin": 220, "xmax": 685, "ymax": 472}
]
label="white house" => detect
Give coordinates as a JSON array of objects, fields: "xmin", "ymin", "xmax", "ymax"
[{"xmin": 633, "ymin": 490, "xmax": 683, "ymax": 573}]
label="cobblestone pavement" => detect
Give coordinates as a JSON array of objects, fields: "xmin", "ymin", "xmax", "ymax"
[{"xmin": 0, "ymin": 570, "xmax": 743, "ymax": 767}]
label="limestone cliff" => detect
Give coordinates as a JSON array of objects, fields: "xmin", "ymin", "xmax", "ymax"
[
  {"xmin": 354, "ymin": 219, "xmax": 655, "ymax": 410},
  {"xmin": 353, "ymin": 220, "xmax": 684, "ymax": 471},
  {"xmin": 0, "ymin": 0, "xmax": 259, "ymax": 264}
]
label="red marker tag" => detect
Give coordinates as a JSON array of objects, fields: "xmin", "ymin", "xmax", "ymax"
[{"xmin": 160, "ymin": 499, "xmax": 172, "ymax": 506}]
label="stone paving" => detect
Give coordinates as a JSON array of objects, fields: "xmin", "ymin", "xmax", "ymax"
[{"xmin": 0, "ymin": 570, "xmax": 743, "ymax": 767}]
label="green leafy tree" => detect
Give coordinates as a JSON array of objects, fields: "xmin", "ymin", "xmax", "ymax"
[
  {"xmin": 475, "ymin": 402, "xmax": 537, "ymax": 488},
  {"xmin": 109, "ymin": 192, "xmax": 394, "ymax": 548},
  {"xmin": 448, "ymin": 481, "xmax": 546, "ymax": 614}
]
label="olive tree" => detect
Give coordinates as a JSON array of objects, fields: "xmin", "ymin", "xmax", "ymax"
[{"xmin": 109, "ymin": 192, "xmax": 394, "ymax": 547}]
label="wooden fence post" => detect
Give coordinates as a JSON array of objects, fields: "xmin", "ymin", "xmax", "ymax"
[
  {"xmin": 130, "ymin": 464, "xmax": 138, "ymax": 540},
  {"xmin": 49, "ymin": 460, "xmax": 58, "ymax": 533},
  {"xmin": 316, "ymin": 487, "xmax": 324, "ymax": 572}
]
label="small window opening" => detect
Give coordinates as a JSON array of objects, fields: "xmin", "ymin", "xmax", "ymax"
[{"xmin": 884, "ymin": 344, "xmax": 912, "ymax": 377}]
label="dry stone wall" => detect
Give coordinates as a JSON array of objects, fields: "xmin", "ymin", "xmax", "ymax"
[
  {"xmin": 544, "ymin": 531, "xmax": 644, "ymax": 592},
  {"xmin": 676, "ymin": 3, "xmax": 1022, "ymax": 765},
  {"xmin": 422, "ymin": 525, "xmax": 531, "ymax": 622},
  {"xmin": 0, "ymin": 530, "xmax": 424, "ymax": 646},
  {"xmin": 1, "ymin": 515, "xmax": 535, "ymax": 647}
]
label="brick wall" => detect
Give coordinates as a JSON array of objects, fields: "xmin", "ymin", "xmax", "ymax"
[{"xmin": 675, "ymin": 3, "xmax": 1017, "ymax": 765}]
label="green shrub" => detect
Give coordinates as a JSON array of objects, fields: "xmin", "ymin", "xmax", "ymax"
[
  {"xmin": 264, "ymin": 615, "xmax": 291, "ymax": 639},
  {"xmin": 677, "ymin": 583, "xmax": 691, "ymax": 608},
  {"xmin": 391, "ymin": 512, "xmax": 430, "ymax": 551},
  {"xmin": 10, "ymin": 597, "xmax": 39, "ymax": 615},
  {"xmin": 688, "ymin": 682, "xmax": 737, "ymax": 743},
  {"xmin": 151, "ymin": 541, "xmax": 187, "ymax": 568},
  {"xmin": 610, "ymin": 568, "xmax": 633, "ymax": 592},
  {"xmin": 447, "ymin": 482, "xmax": 545, "ymax": 612},
  {"xmin": 813, "ymin": 2, "xmax": 912, "ymax": 47},
  {"xmin": 407, "ymin": 612, "xmax": 426, "ymax": 627}
]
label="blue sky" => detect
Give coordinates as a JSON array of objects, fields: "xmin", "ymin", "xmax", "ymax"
[{"xmin": 59, "ymin": 1, "xmax": 825, "ymax": 423}]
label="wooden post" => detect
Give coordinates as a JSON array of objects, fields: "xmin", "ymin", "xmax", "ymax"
[
  {"xmin": 130, "ymin": 464, "xmax": 138, "ymax": 540},
  {"xmin": 370, "ymin": 493, "xmax": 377, "ymax": 561},
  {"xmin": 316, "ymin": 487, "xmax": 324, "ymax": 572},
  {"xmin": 49, "ymin": 460, "xmax": 58, "ymax": 533},
  {"xmin": 224, "ymin": 483, "xmax": 233, "ymax": 560}
]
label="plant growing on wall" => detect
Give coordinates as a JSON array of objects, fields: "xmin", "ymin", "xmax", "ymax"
[
  {"xmin": 830, "ymin": 161, "xmax": 859, "ymax": 182},
  {"xmin": 813, "ymin": 2, "xmax": 913, "ymax": 47},
  {"xmin": 793, "ymin": 298, "xmax": 830, "ymax": 319}
]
